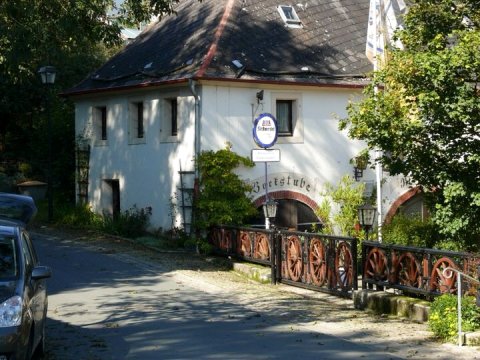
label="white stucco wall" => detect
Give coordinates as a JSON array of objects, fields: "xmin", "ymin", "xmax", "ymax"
[
  {"xmin": 75, "ymin": 87, "xmax": 196, "ymax": 230},
  {"xmin": 200, "ymin": 84, "xmax": 375, "ymax": 204},
  {"xmin": 199, "ymin": 83, "xmax": 415, "ymax": 227},
  {"xmin": 75, "ymin": 81, "xmax": 411, "ymax": 231}
]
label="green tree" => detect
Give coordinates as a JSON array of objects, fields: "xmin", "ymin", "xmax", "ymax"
[
  {"xmin": 340, "ymin": 0, "xmax": 480, "ymax": 250},
  {"xmin": 0, "ymin": 0, "xmax": 181, "ymax": 198},
  {"xmin": 316, "ymin": 175, "xmax": 366, "ymax": 237},
  {"xmin": 195, "ymin": 144, "xmax": 257, "ymax": 231},
  {"xmin": 382, "ymin": 213, "xmax": 439, "ymax": 249}
]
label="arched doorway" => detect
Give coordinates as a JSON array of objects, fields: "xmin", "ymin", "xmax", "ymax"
[
  {"xmin": 385, "ymin": 187, "xmax": 429, "ymax": 224},
  {"xmin": 249, "ymin": 194, "xmax": 322, "ymax": 231}
]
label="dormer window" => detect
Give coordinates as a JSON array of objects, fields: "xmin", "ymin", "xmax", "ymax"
[{"xmin": 277, "ymin": 5, "xmax": 302, "ymax": 28}]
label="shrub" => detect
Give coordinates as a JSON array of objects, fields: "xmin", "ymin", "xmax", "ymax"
[
  {"xmin": 102, "ymin": 205, "xmax": 152, "ymax": 238},
  {"xmin": 194, "ymin": 144, "xmax": 256, "ymax": 253},
  {"xmin": 56, "ymin": 203, "xmax": 102, "ymax": 228},
  {"xmin": 315, "ymin": 175, "xmax": 366, "ymax": 237},
  {"xmin": 196, "ymin": 143, "xmax": 257, "ymax": 230},
  {"xmin": 428, "ymin": 294, "xmax": 480, "ymax": 342},
  {"xmin": 382, "ymin": 214, "xmax": 439, "ymax": 248}
]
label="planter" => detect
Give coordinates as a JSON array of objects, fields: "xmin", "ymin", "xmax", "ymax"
[{"xmin": 17, "ymin": 181, "xmax": 47, "ymax": 201}]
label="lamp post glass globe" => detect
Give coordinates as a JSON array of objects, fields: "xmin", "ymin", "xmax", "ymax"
[
  {"xmin": 263, "ymin": 199, "xmax": 278, "ymax": 219},
  {"xmin": 357, "ymin": 204, "xmax": 376, "ymax": 240},
  {"xmin": 38, "ymin": 66, "xmax": 56, "ymax": 85}
]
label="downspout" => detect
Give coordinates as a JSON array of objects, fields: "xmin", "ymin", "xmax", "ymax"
[
  {"xmin": 189, "ymin": 79, "xmax": 200, "ymax": 238},
  {"xmin": 188, "ymin": 79, "xmax": 200, "ymax": 180}
]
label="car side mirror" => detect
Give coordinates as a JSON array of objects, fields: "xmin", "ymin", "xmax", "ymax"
[{"xmin": 32, "ymin": 265, "xmax": 52, "ymax": 280}]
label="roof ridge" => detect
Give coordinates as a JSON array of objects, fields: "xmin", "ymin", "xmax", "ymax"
[{"xmin": 195, "ymin": 0, "xmax": 235, "ymax": 78}]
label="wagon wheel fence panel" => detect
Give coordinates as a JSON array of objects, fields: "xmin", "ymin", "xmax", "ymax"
[
  {"xmin": 278, "ymin": 230, "xmax": 357, "ymax": 297},
  {"xmin": 209, "ymin": 227, "xmax": 480, "ymax": 299},
  {"xmin": 362, "ymin": 241, "xmax": 480, "ymax": 297},
  {"xmin": 209, "ymin": 226, "xmax": 236, "ymax": 255}
]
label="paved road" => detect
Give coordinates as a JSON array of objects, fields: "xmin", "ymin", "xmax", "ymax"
[{"xmin": 33, "ymin": 229, "xmax": 480, "ymax": 360}]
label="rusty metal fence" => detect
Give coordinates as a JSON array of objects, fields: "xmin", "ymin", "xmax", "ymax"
[
  {"xmin": 362, "ymin": 241, "xmax": 480, "ymax": 297},
  {"xmin": 209, "ymin": 226, "xmax": 358, "ymax": 297},
  {"xmin": 210, "ymin": 226, "xmax": 480, "ymax": 300},
  {"xmin": 277, "ymin": 230, "xmax": 358, "ymax": 297}
]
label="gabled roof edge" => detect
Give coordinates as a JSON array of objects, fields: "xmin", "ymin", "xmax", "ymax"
[
  {"xmin": 195, "ymin": 0, "xmax": 236, "ymax": 78},
  {"xmin": 62, "ymin": 75, "xmax": 370, "ymax": 99},
  {"xmin": 61, "ymin": 78, "xmax": 191, "ymax": 98}
]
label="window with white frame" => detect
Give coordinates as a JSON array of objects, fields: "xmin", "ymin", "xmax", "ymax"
[
  {"xmin": 93, "ymin": 105, "xmax": 108, "ymax": 145},
  {"xmin": 129, "ymin": 101, "xmax": 146, "ymax": 144},
  {"xmin": 276, "ymin": 100, "xmax": 294, "ymax": 136},
  {"xmin": 160, "ymin": 97, "xmax": 179, "ymax": 142},
  {"xmin": 277, "ymin": 5, "xmax": 303, "ymax": 28},
  {"xmin": 272, "ymin": 93, "xmax": 304, "ymax": 144},
  {"xmin": 170, "ymin": 98, "xmax": 178, "ymax": 136}
]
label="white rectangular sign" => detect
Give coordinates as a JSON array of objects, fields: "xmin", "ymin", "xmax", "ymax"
[{"xmin": 252, "ymin": 149, "xmax": 281, "ymax": 162}]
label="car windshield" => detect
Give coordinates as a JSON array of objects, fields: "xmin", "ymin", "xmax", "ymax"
[{"xmin": 0, "ymin": 236, "xmax": 17, "ymax": 279}]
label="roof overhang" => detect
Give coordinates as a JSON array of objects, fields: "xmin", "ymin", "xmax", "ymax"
[{"xmin": 63, "ymin": 74, "xmax": 370, "ymax": 99}]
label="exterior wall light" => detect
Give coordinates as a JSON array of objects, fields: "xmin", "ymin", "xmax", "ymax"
[
  {"xmin": 357, "ymin": 203, "xmax": 376, "ymax": 241},
  {"xmin": 38, "ymin": 66, "xmax": 57, "ymax": 85},
  {"xmin": 351, "ymin": 154, "xmax": 368, "ymax": 181},
  {"xmin": 263, "ymin": 198, "xmax": 278, "ymax": 228}
]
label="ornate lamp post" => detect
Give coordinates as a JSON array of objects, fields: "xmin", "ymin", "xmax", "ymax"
[
  {"xmin": 357, "ymin": 203, "xmax": 376, "ymax": 241},
  {"xmin": 263, "ymin": 198, "xmax": 278, "ymax": 229},
  {"xmin": 38, "ymin": 66, "xmax": 56, "ymax": 222}
]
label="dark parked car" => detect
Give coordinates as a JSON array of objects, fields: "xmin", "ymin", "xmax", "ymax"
[{"xmin": 0, "ymin": 193, "xmax": 51, "ymax": 360}]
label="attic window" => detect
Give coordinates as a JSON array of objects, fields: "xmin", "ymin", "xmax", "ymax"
[{"xmin": 277, "ymin": 5, "xmax": 302, "ymax": 28}]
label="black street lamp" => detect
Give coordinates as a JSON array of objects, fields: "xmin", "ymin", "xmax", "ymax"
[
  {"xmin": 38, "ymin": 66, "xmax": 57, "ymax": 222},
  {"xmin": 263, "ymin": 198, "xmax": 278, "ymax": 229},
  {"xmin": 357, "ymin": 203, "xmax": 376, "ymax": 241}
]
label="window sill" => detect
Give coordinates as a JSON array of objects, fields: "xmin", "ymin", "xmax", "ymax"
[
  {"xmin": 128, "ymin": 137, "xmax": 147, "ymax": 145},
  {"xmin": 94, "ymin": 140, "xmax": 109, "ymax": 147},
  {"xmin": 160, "ymin": 136, "xmax": 179, "ymax": 144}
]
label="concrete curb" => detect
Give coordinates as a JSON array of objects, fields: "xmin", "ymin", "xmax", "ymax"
[
  {"xmin": 352, "ymin": 289, "xmax": 430, "ymax": 322},
  {"xmin": 231, "ymin": 262, "xmax": 271, "ymax": 283},
  {"xmin": 465, "ymin": 331, "xmax": 480, "ymax": 345}
]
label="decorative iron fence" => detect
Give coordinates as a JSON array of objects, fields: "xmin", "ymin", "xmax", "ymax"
[
  {"xmin": 277, "ymin": 230, "xmax": 357, "ymax": 297},
  {"xmin": 209, "ymin": 226, "xmax": 358, "ymax": 297},
  {"xmin": 362, "ymin": 241, "xmax": 480, "ymax": 297},
  {"xmin": 209, "ymin": 226, "xmax": 277, "ymax": 283},
  {"xmin": 210, "ymin": 227, "xmax": 480, "ymax": 300}
]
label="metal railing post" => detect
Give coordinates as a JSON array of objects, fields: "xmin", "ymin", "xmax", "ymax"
[
  {"xmin": 352, "ymin": 238, "xmax": 358, "ymax": 290},
  {"xmin": 443, "ymin": 267, "xmax": 480, "ymax": 347},
  {"xmin": 477, "ymin": 266, "xmax": 480, "ymax": 307},
  {"xmin": 271, "ymin": 230, "xmax": 276, "ymax": 285},
  {"xmin": 276, "ymin": 233, "xmax": 282, "ymax": 283},
  {"xmin": 457, "ymin": 271, "xmax": 462, "ymax": 347}
]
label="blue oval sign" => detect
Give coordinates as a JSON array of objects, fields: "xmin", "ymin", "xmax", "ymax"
[{"xmin": 253, "ymin": 113, "xmax": 278, "ymax": 148}]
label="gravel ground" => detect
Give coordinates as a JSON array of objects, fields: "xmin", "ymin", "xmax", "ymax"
[{"xmin": 36, "ymin": 227, "xmax": 480, "ymax": 359}]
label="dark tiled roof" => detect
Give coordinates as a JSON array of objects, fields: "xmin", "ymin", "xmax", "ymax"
[{"xmin": 65, "ymin": 0, "xmax": 372, "ymax": 96}]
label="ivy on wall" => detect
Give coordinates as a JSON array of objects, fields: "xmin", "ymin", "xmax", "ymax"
[{"xmin": 195, "ymin": 143, "xmax": 257, "ymax": 231}]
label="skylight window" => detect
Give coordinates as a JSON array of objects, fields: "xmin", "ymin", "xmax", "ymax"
[{"xmin": 277, "ymin": 5, "xmax": 302, "ymax": 28}]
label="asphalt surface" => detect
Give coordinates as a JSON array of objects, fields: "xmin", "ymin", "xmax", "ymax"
[{"xmin": 32, "ymin": 228, "xmax": 480, "ymax": 360}]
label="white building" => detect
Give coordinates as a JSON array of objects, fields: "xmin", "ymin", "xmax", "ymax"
[{"xmin": 65, "ymin": 0, "xmax": 420, "ymax": 233}]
